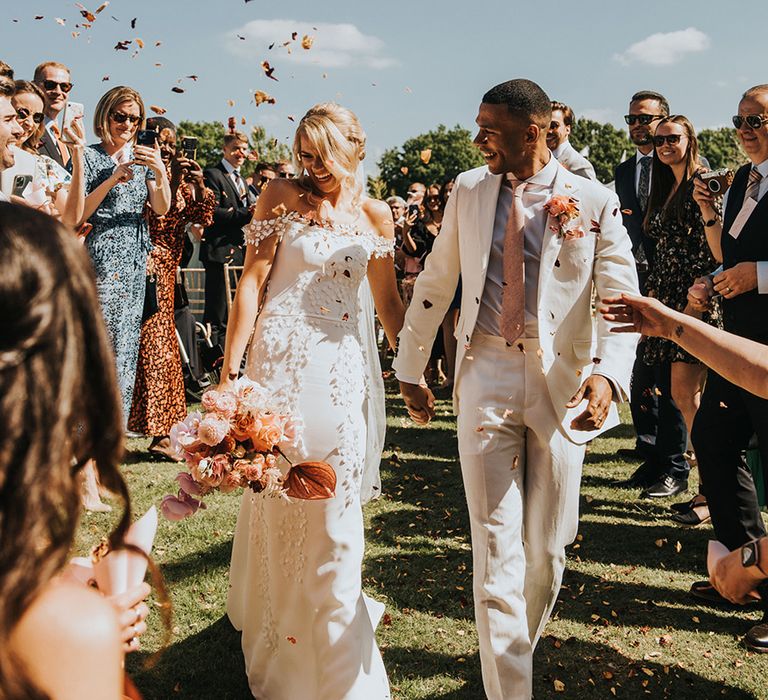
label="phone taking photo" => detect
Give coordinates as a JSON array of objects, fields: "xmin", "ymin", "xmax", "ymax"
[
  {"xmin": 60, "ymin": 101, "xmax": 84, "ymax": 144},
  {"xmin": 136, "ymin": 129, "xmax": 158, "ymax": 147},
  {"xmin": 181, "ymin": 136, "xmax": 198, "ymax": 160}
]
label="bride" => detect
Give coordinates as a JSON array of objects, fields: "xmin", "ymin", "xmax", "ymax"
[{"xmin": 220, "ymin": 103, "xmax": 412, "ymax": 699}]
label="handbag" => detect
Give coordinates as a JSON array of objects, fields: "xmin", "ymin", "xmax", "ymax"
[{"xmin": 141, "ymin": 273, "xmax": 159, "ymax": 322}]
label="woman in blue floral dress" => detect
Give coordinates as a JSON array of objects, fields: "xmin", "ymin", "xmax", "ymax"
[{"xmin": 80, "ymin": 86, "xmax": 171, "ymax": 423}]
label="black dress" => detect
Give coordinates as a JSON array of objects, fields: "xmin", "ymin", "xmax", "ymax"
[{"xmin": 643, "ymin": 181, "xmax": 722, "ymax": 365}]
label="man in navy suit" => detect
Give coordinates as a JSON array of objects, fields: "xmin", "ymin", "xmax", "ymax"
[
  {"xmin": 201, "ymin": 131, "xmax": 257, "ymax": 346},
  {"xmin": 613, "ymin": 91, "xmax": 690, "ymax": 498}
]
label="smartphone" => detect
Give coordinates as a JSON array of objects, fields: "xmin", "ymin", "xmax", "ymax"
[
  {"xmin": 12, "ymin": 174, "xmax": 33, "ymax": 197},
  {"xmin": 60, "ymin": 101, "xmax": 84, "ymax": 144},
  {"xmin": 136, "ymin": 129, "xmax": 158, "ymax": 147},
  {"xmin": 181, "ymin": 136, "xmax": 198, "ymax": 160},
  {"xmin": 408, "ymin": 203, "xmax": 419, "ymax": 216}
]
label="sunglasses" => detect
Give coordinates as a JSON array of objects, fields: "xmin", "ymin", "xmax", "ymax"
[
  {"xmin": 653, "ymin": 134, "xmax": 684, "ymax": 146},
  {"xmin": 624, "ymin": 114, "xmax": 663, "ymax": 126},
  {"xmin": 41, "ymin": 80, "xmax": 73, "ymax": 93},
  {"xmin": 16, "ymin": 107, "xmax": 45, "ymax": 124},
  {"xmin": 110, "ymin": 112, "xmax": 141, "ymax": 124},
  {"xmin": 732, "ymin": 114, "xmax": 768, "ymax": 130}
]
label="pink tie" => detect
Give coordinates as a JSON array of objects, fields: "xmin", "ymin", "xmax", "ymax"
[{"xmin": 501, "ymin": 180, "xmax": 526, "ymax": 344}]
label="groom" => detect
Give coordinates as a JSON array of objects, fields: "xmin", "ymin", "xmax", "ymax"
[{"xmin": 394, "ymin": 79, "xmax": 639, "ymax": 699}]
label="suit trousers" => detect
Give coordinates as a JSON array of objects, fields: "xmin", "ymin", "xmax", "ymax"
[
  {"xmin": 692, "ymin": 371, "xmax": 768, "ymax": 554},
  {"xmin": 202, "ymin": 260, "xmax": 228, "ymax": 347},
  {"xmin": 455, "ymin": 334, "xmax": 586, "ymax": 700}
]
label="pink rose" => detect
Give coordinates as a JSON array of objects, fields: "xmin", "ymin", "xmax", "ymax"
[
  {"xmin": 197, "ymin": 415, "xmax": 231, "ymax": 446},
  {"xmin": 200, "ymin": 390, "xmax": 221, "ymax": 412},
  {"xmin": 239, "ymin": 454, "xmax": 266, "ymax": 483},
  {"xmin": 170, "ymin": 411, "xmax": 203, "ymax": 457},
  {"xmin": 192, "ymin": 453, "xmax": 229, "ymax": 488},
  {"xmin": 230, "ymin": 411, "xmax": 258, "ymax": 442},
  {"xmin": 202, "ymin": 390, "xmax": 238, "ymax": 418},
  {"xmin": 252, "ymin": 413, "xmax": 284, "ymax": 451}
]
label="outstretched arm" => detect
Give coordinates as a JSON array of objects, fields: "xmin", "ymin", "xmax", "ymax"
[{"xmin": 600, "ymin": 293, "xmax": 768, "ymax": 399}]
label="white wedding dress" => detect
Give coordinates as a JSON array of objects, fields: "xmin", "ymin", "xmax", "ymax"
[{"xmin": 227, "ymin": 210, "xmax": 392, "ymax": 700}]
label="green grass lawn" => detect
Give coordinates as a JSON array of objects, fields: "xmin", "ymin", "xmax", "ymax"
[{"xmin": 75, "ymin": 391, "xmax": 768, "ymax": 699}]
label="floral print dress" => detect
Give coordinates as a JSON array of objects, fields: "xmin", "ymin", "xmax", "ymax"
[
  {"xmin": 643, "ymin": 181, "xmax": 722, "ymax": 365},
  {"xmin": 129, "ymin": 182, "xmax": 215, "ymax": 435},
  {"xmin": 83, "ymin": 143, "xmax": 155, "ymax": 423}
]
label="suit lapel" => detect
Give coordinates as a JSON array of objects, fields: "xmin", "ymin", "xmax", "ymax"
[
  {"xmin": 218, "ymin": 163, "xmax": 240, "ymax": 204},
  {"xmin": 538, "ymin": 163, "xmax": 581, "ymax": 305},
  {"xmin": 476, "ymin": 169, "xmax": 503, "ymax": 279}
]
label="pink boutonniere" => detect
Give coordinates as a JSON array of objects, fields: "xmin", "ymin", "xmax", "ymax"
[{"xmin": 544, "ymin": 195, "xmax": 583, "ymax": 239}]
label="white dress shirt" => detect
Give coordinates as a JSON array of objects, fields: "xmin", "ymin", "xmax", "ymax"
[
  {"xmin": 719, "ymin": 157, "xmax": 768, "ymax": 293},
  {"xmin": 221, "ymin": 158, "xmax": 246, "ymax": 199},
  {"xmin": 476, "ymin": 155, "xmax": 559, "ymax": 339}
]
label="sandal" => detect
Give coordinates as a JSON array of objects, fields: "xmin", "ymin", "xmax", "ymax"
[{"xmin": 671, "ymin": 504, "xmax": 710, "ymax": 526}]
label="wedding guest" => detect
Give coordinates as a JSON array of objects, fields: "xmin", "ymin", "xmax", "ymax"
[
  {"xmin": 80, "ymin": 86, "xmax": 171, "ymax": 425},
  {"xmin": 640, "ymin": 115, "xmax": 721, "ymax": 502},
  {"xmin": 0, "ymin": 60, "xmax": 13, "ymax": 79},
  {"xmin": 601, "ymin": 292, "xmax": 768, "ymax": 647},
  {"xmin": 0, "ymin": 203, "xmax": 153, "ymax": 699},
  {"xmin": 201, "ymin": 130, "xmax": 256, "ymax": 346},
  {"xmin": 547, "ymin": 101, "xmax": 597, "ymax": 180},
  {"xmin": 612, "ymin": 91, "xmax": 690, "ymax": 498},
  {"xmin": 685, "ymin": 85, "xmax": 768, "ymax": 652},
  {"xmin": 0, "ymin": 78, "xmax": 24, "ymax": 202},
  {"xmin": 33, "ymin": 60, "xmax": 72, "ymax": 167},
  {"xmin": 4, "ymin": 80, "xmax": 85, "ymax": 226},
  {"xmin": 400, "ymin": 182, "xmax": 427, "ymax": 307},
  {"xmin": 387, "ymin": 195, "xmax": 407, "ymax": 285},
  {"xmin": 251, "ymin": 161, "xmax": 276, "ymax": 196},
  {"xmin": 276, "ymin": 160, "xmax": 295, "ymax": 178},
  {"xmin": 128, "ymin": 117, "xmax": 215, "ymax": 460}
]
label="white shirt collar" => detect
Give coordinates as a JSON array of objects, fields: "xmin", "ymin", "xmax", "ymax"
[
  {"xmin": 635, "ymin": 149, "xmax": 653, "ymax": 164},
  {"xmin": 221, "ymin": 158, "xmax": 237, "ymax": 176},
  {"xmin": 752, "ymin": 158, "xmax": 768, "ymax": 178},
  {"xmin": 551, "ymin": 141, "xmax": 568, "ymax": 159},
  {"xmin": 505, "ymin": 153, "xmax": 559, "ymax": 187}
]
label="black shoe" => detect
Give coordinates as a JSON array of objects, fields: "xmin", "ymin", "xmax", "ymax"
[
  {"xmin": 641, "ymin": 475, "xmax": 688, "ymax": 498},
  {"xmin": 670, "ymin": 507, "xmax": 711, "ymax": 527},
  {"xmin": 671, "ymin": 496, "xmax": 704, "ymax": 513},
  {"xmin": 745, "ymin": 621, "xmax": 768, "ymax": 653},
  {"xmin": 689, "ymin": 580, "xmax": 759, "ymax": 608},
  {"xmin": 611, "ymin": 463, "xmax": 659, "ymax": 488}
]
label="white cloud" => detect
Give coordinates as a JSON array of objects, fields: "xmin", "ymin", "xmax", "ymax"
[
  {"xmin": 614, "ymin": 27, "xmax": 710, "ymax": 66},
  {"xmin": 225, "ymin": 19, "xmax": 397, "ymax": 69},
  {"xmin": 580, "ymin": 108, "xmax": 615, "ymax": 123}
]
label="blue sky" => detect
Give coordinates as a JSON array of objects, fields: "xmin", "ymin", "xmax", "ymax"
[{"xmin": 3, "ymin": 1, "xmax": 765, "ymax": 170}]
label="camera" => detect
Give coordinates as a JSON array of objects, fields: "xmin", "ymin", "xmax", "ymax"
[
  {"xmin": 699, "ymin": 168, "xmax": 734, "ymax": 194},
  {"xmin": 136, "ymin": 129, "xmax": 158, "ymax": 147},
  {"xmin": 181, "ymin": 136, "xmax": 198, "ymax": 160}
]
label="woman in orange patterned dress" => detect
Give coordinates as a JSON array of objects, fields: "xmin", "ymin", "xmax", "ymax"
[{"xmin": 128, "ymin": 118, "xmax": 215, "ymax": 459}]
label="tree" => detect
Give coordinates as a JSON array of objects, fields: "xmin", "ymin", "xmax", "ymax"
[
  {"xmin": 176, "ymin": 120, "xmax": 226, "ymax": 170},
  {"xmin": 697, "ymin": 128, "xmax": 745, "ymax": 171},
  {"xmin": 569, "ymin": 119, "xmax": 633, "ymax": 184},
  {"xmin": 248, "ymin": 125, "xmax": 292, "ymax": 171},
  {"xmin": 377, "ymin": 124, "xmax": 485, "ymax": 197}
]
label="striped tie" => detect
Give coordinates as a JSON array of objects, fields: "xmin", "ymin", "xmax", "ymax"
[{"xmin": 745, "ymin": 166, "xmax": 762, "ymax": 204}]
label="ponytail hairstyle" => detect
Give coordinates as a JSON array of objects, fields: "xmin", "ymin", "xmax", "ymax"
[
  {"xmin": 293, "ymin": 102, "xmax": 366, "ymax": 211},
  {"xmin": 0, "ymin": 204, "xmax": 129, "ymax": 699}
]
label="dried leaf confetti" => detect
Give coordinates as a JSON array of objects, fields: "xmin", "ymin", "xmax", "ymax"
[
  {"xmin": 261, "ymin": 61, "xmax": 278, "ymax": 81},
  {"xmin": 301, "ymin": 34, "xmax": 314, "ymax": 50},
  {"xmin": 149, "ymin": 105, "xmax": 166, "ymax": 115},
  {"xmin": 420, "ymin": 148, "xmax": 432, "ymax": 164},
  {"xmin": 254, "ymin": 90, "xmax": 276, "ymax": 106}
]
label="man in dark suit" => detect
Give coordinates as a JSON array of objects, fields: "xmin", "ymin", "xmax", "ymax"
[
  {"xmin": 201, "ymin": 131, "xmax": 257, "ymax": 346},
  {"xmin": 688, "ymin": 84, "xmax": 768, "ymax": 650},
  {"xmin": 613, "ymin": 90, "xmax": 690, "ymax": 498},
  {"xmin": 33, "ymin": 61, "xmax": 72, "ymax": 168}
]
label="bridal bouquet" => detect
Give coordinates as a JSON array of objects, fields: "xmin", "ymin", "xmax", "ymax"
[{"xmin": 161, "ymin": 377, "xmax": 336, "ymax": 520}]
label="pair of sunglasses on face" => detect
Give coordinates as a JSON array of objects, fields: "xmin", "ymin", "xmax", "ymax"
[
  {"xmin": 653, "ymin": 134, "xmax": 685, "ymax": 147},
  {"xmin": 110, "ymin": 111, "xmax": 141, "ymax": 124},
  {"xmin": 40, "ymin": 80, "xmax": 73, "ymax": 93},
  {"xmin": 624, "ymin": 114, "xmax": 663, "ymax": 126},
  {"xmin": 732, "ymin": 114, "xmax": 768, "ymax": 130},
  {"xmin": 16, "ymin": 107, "xmax": 45, "ymax": 124}
]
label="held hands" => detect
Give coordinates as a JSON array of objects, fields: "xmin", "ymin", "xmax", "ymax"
[
  {"xmin": 713, "ymin": 262, "xmax": 758, "ymax": 299},
  {"xmin": 687, "ymin": 275, "xmax": 715, "ymax": 313},
  {"xmin": 566, "ymin": 374, "xmax": 613, "ymax": 431},
  {"xmin": 399, "ymin": 381, "xmax": 436, "ymax": 425}
]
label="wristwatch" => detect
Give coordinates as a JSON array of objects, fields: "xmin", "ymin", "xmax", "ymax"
[
  {"xmin": 741, "ymin": 539, "xmax": 767, "ymax": 575},
  {"xmin": 703, "ymin": 216, "xmax": 719, "ymax": 227}
]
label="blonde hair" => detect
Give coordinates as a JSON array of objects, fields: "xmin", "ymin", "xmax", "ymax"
[
  {"xmin": 293, "ymin": 103, "xmax": 366, "ymax": 208},
  {"xmin": 33, "ymin": 61, "xmax": 70, "ymax": 82},
  {"xmin": 92, "ymin": 86, "xmax": 145, "ymax": 146}
]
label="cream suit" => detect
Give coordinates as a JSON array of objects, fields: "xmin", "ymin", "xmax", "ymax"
[{"xmin": 393, "ymin": 161, "xmax": 639, "ymax": 699}]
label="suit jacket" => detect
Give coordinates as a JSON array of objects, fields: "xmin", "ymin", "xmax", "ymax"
[
  {"xmin": 556, "ymin": 141, "xmax": 597, "ymax": 181},
  {"xmin": 721, "ymin": 163, "xmax": 768, "ymax": 343},
  {"xmin": 393, "ymin": 162, "xmax": 640, "ymax": 445},
  {"xmin": 37, "ymin": 128, "xmax": 65, "ymax": 168},
  {"xmin": 200, "ymin": 163, "xmax": 255, "ymax": 265}
]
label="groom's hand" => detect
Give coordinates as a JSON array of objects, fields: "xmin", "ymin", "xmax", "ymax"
[
  {"xmin": 566, "ymin": 375, "xmax": 613, "ymax": 431},
  {"xmin": 399, "ymin": 381, "xmax": 436, "ymax": 425}
]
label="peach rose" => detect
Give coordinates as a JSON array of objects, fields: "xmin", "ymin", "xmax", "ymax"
[{"xmin": 197, "ymin": 415, "xmax": 231, "ymax": 446}]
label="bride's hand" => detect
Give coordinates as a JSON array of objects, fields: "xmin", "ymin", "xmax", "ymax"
[{"xmin": 216, "ymin": 372, "xmax": 237, "ymax": 393}]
